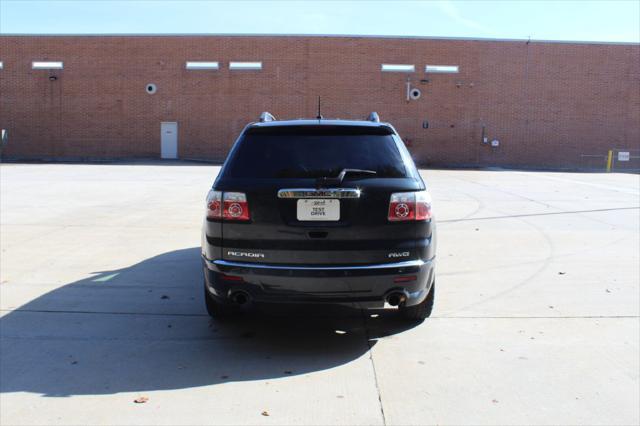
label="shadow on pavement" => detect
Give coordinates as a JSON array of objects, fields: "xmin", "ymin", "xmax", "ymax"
[{"xmin": 0, "ymin": 247, "xmax": 420, "ymax": 397}]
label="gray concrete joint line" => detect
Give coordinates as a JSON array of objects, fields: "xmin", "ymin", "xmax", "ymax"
[
  {"xmin": 439, "ymin": 206, "xmax": 640, "ymax": 223},
  {"xmin": 363, "ymin": 316, "xmax": 387, "ymax": 426},
  {"xmin": 0, "ymin": 308, "xmax": 209, "ymax": 317},
  {"xmin": 1, "ymin": 309, "xmax": 639, "ymax": 320}
]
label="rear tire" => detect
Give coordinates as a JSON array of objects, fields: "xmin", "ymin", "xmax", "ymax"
[
  {"xmin": 204, "ymin": 282, "xmax": 236, "ymax": 318},
  {"xmin": 401, "ymin": 282, "xmax": 435, "ymax": 322}
]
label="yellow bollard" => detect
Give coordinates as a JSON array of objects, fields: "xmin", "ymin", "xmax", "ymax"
[{"xmin": 606, "ymin": 150, "xmax": 613, "ymax": 172}]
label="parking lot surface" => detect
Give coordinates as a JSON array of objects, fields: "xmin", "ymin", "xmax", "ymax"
[{"xmin": 1, "ymin": 163, "xmax": 638, "ymax": 425}]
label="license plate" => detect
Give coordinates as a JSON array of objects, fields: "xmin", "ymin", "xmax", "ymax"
[{"xmin": 297, "ymin": 199, "xmax": 340, "ymax": 221}]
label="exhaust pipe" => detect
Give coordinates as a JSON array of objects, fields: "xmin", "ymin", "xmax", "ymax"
[
  {"xmin": 230, "ymin": 290, "xmax": 251, "ymax": 306},
  {"xmin": 385, "ymin": 292, "xmax": 407, "ymax": 307}
]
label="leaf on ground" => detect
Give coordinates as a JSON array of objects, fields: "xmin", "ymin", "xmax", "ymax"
[
  {"xmin": 261, "ymin": 411, "xmax": 270, "ymax": 416},
  {"xmin": 134, "ymin": 396, "xmax": 149, "ymax": 404}
]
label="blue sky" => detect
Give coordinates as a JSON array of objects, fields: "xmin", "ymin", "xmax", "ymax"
[{"xmin": 1, "ymin": 0, "xmax": 638, "ymax": 43}]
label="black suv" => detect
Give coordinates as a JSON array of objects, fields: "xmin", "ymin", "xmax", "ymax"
[{"xmin": 201, "ymin": 112, "xmax": 436, "ymax": 321}]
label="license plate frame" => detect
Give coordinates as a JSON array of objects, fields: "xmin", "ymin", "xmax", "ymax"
[{"xmin": 296, "ymin": 199, "xmax": 340, "ymax": 221}]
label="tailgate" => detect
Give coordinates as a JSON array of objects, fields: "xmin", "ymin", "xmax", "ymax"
[{"xmin": 218, "ymin": 178, "xmax": 429, "ymax": 266}]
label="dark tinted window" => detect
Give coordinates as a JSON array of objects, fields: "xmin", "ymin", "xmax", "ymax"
[{"xmin": 225, "ymin": 125, "xmax": 407, "ymax": 178}]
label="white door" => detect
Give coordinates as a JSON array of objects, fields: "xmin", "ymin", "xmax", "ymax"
[{"xmin": 160, "ymin": 122, "xmax": 178, "ymax": 159}]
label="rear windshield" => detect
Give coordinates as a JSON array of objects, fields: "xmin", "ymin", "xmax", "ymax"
[{"xmin": 224, "ymin": 125, "xmax": 407, "ymax": 179}]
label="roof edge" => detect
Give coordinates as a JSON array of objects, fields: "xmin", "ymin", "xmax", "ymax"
[{"xmin": 0, "ymin": 33, "xmax": 638, "ymax": 46}]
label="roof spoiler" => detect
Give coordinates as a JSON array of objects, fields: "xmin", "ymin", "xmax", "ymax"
[
  {"xmin": 259, "ymin": 112, "xmax": 276, "ymax": 122},
  {"xmin": 367, "ymin": 112, "xmax": 380, "ymax": 123}
]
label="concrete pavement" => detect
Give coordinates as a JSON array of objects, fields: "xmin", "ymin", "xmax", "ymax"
[{"xmin": 1, "ymin": 163, "xmax": 638, "ymax": 425}]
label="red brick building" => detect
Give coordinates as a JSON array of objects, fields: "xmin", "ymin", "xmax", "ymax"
[{"xmin": 0, "ymin": 35, "xmax": 638, "ymax": 169}]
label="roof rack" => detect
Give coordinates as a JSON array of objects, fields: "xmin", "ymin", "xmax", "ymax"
[
  {"xmin": 367, "ymin": 112, "xmax": 380, "ymax": 123},
  {"xmin": 259, "ymin": 112, "xmax": 276, "ymax": 122}
]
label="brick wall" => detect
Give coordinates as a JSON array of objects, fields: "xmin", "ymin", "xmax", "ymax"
[{"xmin": 1, "ymin": 35, "xmax": 639, "ymax": 169}]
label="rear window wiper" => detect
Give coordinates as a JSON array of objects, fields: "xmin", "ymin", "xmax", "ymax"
[{"xmin": 316, "ymin": 168, "xmax": 377, "ymax": 188}]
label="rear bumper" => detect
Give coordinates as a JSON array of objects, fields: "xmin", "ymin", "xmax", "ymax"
[{"xmin": 202, "ymin": 256, "xmax": 435, "ymax": 309}]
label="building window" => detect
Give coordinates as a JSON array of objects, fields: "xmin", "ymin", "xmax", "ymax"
[
  {"xmin": 425, "ymin": 65, "xmax": 459, "ymax": 73},
  {"xmin": 229, "ymin": 61, "xmax": 262, "ymax": 70},
  {"xmin": 185, "ymin": 61, "xmax": 219, "ymax": 70},
  {"xmin": 32, "ymin": 61, "xmax": 64, "ymax": 70},
  {"xmin": 381, "ymin": 64, "xmax": 415, "ymax": 73}
]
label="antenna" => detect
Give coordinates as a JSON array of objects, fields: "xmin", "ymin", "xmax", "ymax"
[{"xmin": 316, "ymin": 96, "xmax": 323, "ymax": 120}]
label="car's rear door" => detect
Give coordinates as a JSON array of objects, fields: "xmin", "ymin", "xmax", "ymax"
[{"xmin": 214, "ymin": 124, "xmax": 430, "ymax": 266}]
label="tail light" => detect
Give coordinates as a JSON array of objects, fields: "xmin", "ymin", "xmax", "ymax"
[
  {"xmin": 222, "ymin": 192, "xmax": 250, "ymax": 221},
  {"xmin": 206, "ymin": 190, "xmax": 222, "ymax": 219},
  {"xmin": 388, "ymin": 191, "xmax": 432, "ymax": 222},
  {"xmin": 206, "ymin": 191, "xmax": 251, "ymax": 221}
]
